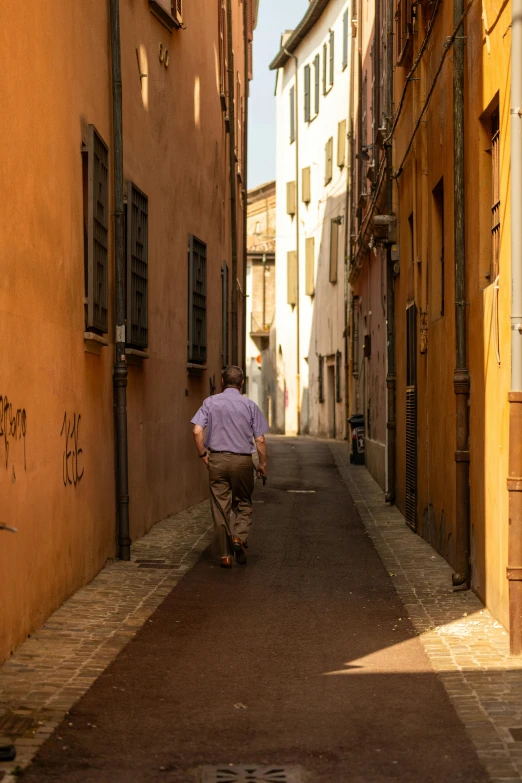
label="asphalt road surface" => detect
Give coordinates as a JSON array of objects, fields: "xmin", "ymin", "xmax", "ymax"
[{"xmin": 22, "ymin": 437, "xmax": 488, "ymax": 782}]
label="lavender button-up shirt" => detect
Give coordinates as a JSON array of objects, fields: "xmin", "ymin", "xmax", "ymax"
[{"xmin": 191, "ymin": 388, "xmax": 269, "ymax": 454}]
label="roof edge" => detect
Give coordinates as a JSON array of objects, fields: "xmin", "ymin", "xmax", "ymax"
[{"xmin": 269, "ymin": 0, "xmax": 331, "ymax": 70}]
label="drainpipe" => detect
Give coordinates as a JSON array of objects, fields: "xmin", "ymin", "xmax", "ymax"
[
  {"xmin": 384, "ymin": 0, "xmax": 396, "ymax": 503},
  {"xmin": 344, "ymin": 21, "xmax": 356, "ymax": 437},
  {"xmin": 109, "ymin": 0, "xmax": 130, "ymax": 560},
  {"xmin": 284, "ymin": 48, "xmax": 301, "ymax": 435},
  {"xmin": 241, "ymin": 0, "xmax": 249, "ymax": 379},
  {"xmin": 451, "ymin": 0, "xmax": 470, "ymax": 587},
  {"xmin": 227, "ymin": 0, "xmax": 239, "ymax": 365},
  {"xmin": 508, "ymin": 0, "xmax": 522, "ymax": 653}
]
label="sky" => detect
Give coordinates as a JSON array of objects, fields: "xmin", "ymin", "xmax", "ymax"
[{"xmin": 248, "ymin": 0, "xmax": 308, "ymax": 189}]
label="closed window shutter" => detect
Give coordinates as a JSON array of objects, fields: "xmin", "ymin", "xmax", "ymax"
[
  {"xmin": 329, "ymin": 31, "xmax": 335, "ymax": 87},
  {"xmin": 305, "ymin": 237, "xmax": 315, "ymax": 296},
  {"xmin": 218, "ymin": 0, "xmax": 227, "ymax": 98},
  {"xmin": 325, "ymin": 136, "xmax": 333, "ymax": 184},
  {"xmin": 329, "ymin": 218, "xmax": 338, "ymax": 283},
  {"xmin": 302, "ymin": 166, "xmax": 311, "ymax": 203},
  {"xmin": 318, "ymin": 355, "xmax": 325, "ymax": 403},
  {"xmin": 126, "ymin": 182, "xmax": 149, "ymax": 349},
  {"xmin": 286, "ymin": 181, "xmax": 296, "ymax": 215},
  {"xmin": 337, "ymin": 120, "xmax": 347, "ymax": 167},
  {"xmin": 343, "ymin": 10, "xmax": 349, "ymax": 69},
  {"xmin": 336, "ymin": 350, "xmax": 342, "ymax": 401},
  {"xmin": 289, "ymin": 86, "xmax": 295, "ymax": 143},
  {"xmin": 287, "ymin": 251, "xmax": 297, "ymax": 306},
  {"xmin": 221, "ymin": 261, "xmax": 229, "ymax": 367},
  {"xmin": 304, "ymin": 65, "xmax": 311, "ymax": 122},
  {"xmin": 322, "ymin": 43, "xmax": 328, "ymax": 94},
  {"xmin": 188, "ymin": 235, "xmax": 207, "ymax": 364},
  {"xmin": 86, "ymin": 124, "xmax": 109, "ymax": 334},
  {"xmin": 314, "ymin": 54, "xmax": 320, "ymax": 115}
]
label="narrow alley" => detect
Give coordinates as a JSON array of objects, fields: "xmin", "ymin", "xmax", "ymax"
[{"xmin": 2, "ymin": 439, "xmax": 519, "ymax": 783}]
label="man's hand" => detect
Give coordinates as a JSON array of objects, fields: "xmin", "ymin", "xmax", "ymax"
[
  {"xmin": 202, "ymin": 454, "xmax": 210, "ymax": 471},
  {"xmin": 256, "ymin": 463, "xmax": 267, "ymax": 481},
  {"xmin": 255, "ymin": 435, "xmax": 267, "ymax": 482},
  {"xmin": 193, "ymin": 425, "xmax": 209, "ymax": 470}
]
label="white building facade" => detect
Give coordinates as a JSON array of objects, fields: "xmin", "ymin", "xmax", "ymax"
[{"xmin": 271, "ymin": 0, "xmax": 352, "ymax": 437}]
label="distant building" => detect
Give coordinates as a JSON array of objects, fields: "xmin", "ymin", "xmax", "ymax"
[
  {"xmin": 246, "ymin": 182, "xmax": 276, "ymax": 426},
  {"xmin": 271, "ymin": 0, "xmax": 352, "ymax": 437}
]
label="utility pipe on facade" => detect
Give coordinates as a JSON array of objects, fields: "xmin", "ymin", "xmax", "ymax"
[
  {"xmin": 227, "ymin": 0, "xmax": 239, "ymax": 365},
  {"xmin": 241, "ymin": 0, "xmax": 249, "ymax": 380},
  {"xmin": 344, "ymin": 18, "xmax": 356, "ymax": 437},
  {"xmin": 508, "ymin": 0, "xmax": 522, "ymax": 654},
  {"xmin": 284, "ymin": 47, "xmax": 301, "ymax": 435},
  {"xmin": 451, "ymin": 0, "xmax": 470, "ymax": 588},
  {"xmin": 384, "ymin": 0, "xmax": 396, "ymax": 503},
  {"xmin": 109, "ymin": 0, "xmax": 130, "ymax": 560}
]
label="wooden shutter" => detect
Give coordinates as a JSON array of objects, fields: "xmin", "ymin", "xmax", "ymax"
[
  {"xmin": 286, "ymin": 181, "xmax": 296, "ymax": 216},
  {"xmin": 318, "ymin": 355, "xmax": 325, "ymax": 403},
  {"xmin": 343, "ymin": 9, "xmax": 349, "ymax": 69},
  {"xmin": 302, "ymin": 166, "xmax": 311, "ymax": 204},
  {"xmin": 322, "ymin": 43, "xmax": 328, "ymax": 94},
  {"xmin": 126, "ymin": 182, "xmax": 149, "ymax": 349},
  {"xmin": 221, "ymin": 262, "xmax": 229, "ymax": 367},
  {"xmin": 337, "ymin": 120, "xmax": 347, "ymax": 167},
  {"xmin": 314, "ymin": 54, "xmax": 320, "ymax": 115},
  {"xmin": 188, "ymin": 235, "xmax": 207, "ymax": 364},
  {"xmin": 287, "ymin": 251, "xmax": 297, "ymax": 306},
  {"xmin": 405, "ymin": 303, "xmax": 417, "ymax": 530},
  {"xmin": 329, "ymin": 31, "xmax": 334, "ymax": 87},
  {"xmin": 86, "ymin": 124, "xmax": 109, "ymax": 334},
  {"xmin": 304, "ymin": 64, "xmax": 311, "ymax": 122},
  {"xmin": 336, "ymin": 350, "xmax": 342, "ymax": 402},
  {"xmin": 325, "ymin": 137, "xmax": 333, "ymax": 185},
  {"xmin": 289, "ymin": 86, "xmax": 295, "ymax": 143},
  {"xmin": 219, "ymin": 0, "xmax": 227, "ymax": 99},
  {"xmin": 305, "ymin": 237, "xmax": 315, "ymax": 296},
  {"xmin": 329, "ymin": 218, "xmax": 338, "ymax": 283}
]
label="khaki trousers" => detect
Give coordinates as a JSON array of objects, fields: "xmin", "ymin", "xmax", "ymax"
[{"xmin": 208, "ymin": 452, "xmax": 255, "ymax": 556}]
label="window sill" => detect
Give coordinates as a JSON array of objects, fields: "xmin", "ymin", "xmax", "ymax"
[
  {"xmin": 126, "ymin": 347, "xmax": 150, "ymax": 366},
  {"xmin": 84, "ymin": 332, "xmax": 109, "ymax": 356},
  {"xmin": 149, "ymin": 0, "xmax": 181, "ymax": 32},
  {"xmin": 187, "ymin": 363, "xmax": 207, "ymax": 375}
]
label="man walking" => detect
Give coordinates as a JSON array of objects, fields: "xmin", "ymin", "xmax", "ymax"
[{"xmin": 191, "ymin": 366, "xmax": 269, "ymax": 568}]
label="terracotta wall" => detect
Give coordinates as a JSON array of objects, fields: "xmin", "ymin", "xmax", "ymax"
[{"xmin": 0, "ymin": 0, "xmax": 248, "ymax": 663}]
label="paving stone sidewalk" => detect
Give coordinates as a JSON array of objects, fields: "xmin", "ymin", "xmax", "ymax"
[
  {"xmin": 330, "ymin": 441, "xmax": 522, "ymax": 783},
  {"xmin": 0, "ymin": 503, "xmax": 213, "ymax": 782}
]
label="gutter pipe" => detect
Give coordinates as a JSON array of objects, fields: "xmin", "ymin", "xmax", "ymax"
[
  {"xmin": 109, "ymin": 0, "xmax": 130, "ymax": 560},
  {"xmin": 344, "ymin": 16, "xmax": 356, "ymax": 436},
  {"xmin": 242, "ymin": 0, "xmax": 249, "ymax": 380},
  {"xmin": 227, "ymin": 0, "xmax": 239, "ymax": 365},
  {"xmin": 385, "ymin": 0, "xmax": 396, "ymax": 502}
]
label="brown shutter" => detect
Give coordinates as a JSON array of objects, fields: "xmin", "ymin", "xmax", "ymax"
[
  {"xmin": 126, "ymin": 181, "xmax": 149, "ymax": 349},
  {"xmin": 329, "ymin": 219, "xmax": 338, "ymax": 283},
  {"xmin": 286, "ymin": 181, "xmax": 296, "ymax": 215},
  {"xmin": 287, "ymin": 251, "xmax": 297, "ymax": 306},
  {"xmin": 305, "ymin": 237, "xmax": 315, "ymax": 296},
  {"xmin": 337, "ymin": 120, "xmax": 347, "ymax": 168},
  {"xmin": 302, "ymin": 167, "xmax": 311, "ymax": 203},
  {"xmin": 85, "ymin": 124, "xmax": 109, "ymax": 334},
  {"xmin": 325, "ymin": 137, "xmax": 333, "ymax": 184},
  {"xmin": 188, "ymin": 235, "xmax": 207, "ymax": 364}
]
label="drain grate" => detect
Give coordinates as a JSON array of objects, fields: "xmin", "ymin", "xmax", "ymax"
[
  {"xmin": 200, "ymin": 766, "xmax": 302, "ymax": 783},
  {"xmin": 137, "ymin": 563, "xmax": 173, "ymax": 570},
  {"xmin": 0, "ymin": 714, "xmax": 34, "ymax": 736}
]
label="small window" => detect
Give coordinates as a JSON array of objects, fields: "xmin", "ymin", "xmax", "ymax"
[
  {"xmin": 83, "ymin": 124, "xmax": 109, "ymax": 335},
  {"xmin": 396, "ymin": 0, "xmax": 413, "ymax": 65},
  {"xmin": 289, "ymin": 85, "xmax": 295, "ymax": 143},
  {"xmin": 305, "ymin": 237, "xmax": 315, "ymax": 296},
  {"xmin": 188, "ymin": 235, "xmax": 207, "ymax": 365},
  {"xmin": 287, "ymin": 251, "xmax": 297, "ymax": 306},
  {"xmin": 126, "ymin": 182, "xmax": 149, "ymax": 349},
  {"xmin": 337, "ymin": 120, "xmax": 347, "ymax": 167},
  {"xmin": 149, "ymin": 0, "xmax": 182, "ymax": 32},
  {"xmin": 286, "ymin": 181, "xmax": 296, "ymax": 216},
  {"xmin": 431, "ymin": 178, "xmax": 444, "ymax": 320},
  {"xmin": 325, "ymin": 137, "xmax": 333, "ymax": 185},
  {"xmin": 329, "ymin": 218, "xmax": 339, "ymax": 283},
  {"xmin": 304, "ymin": 64, "xmax": 311, "ymax": 122},
  {"xmin": 314, "ymin": 54, "xmax": 320, "ymax": 116},
  {"xmin": 221, "ymin": 262, "xmax": 229, "ymax": 367},
  {"xmin": 491, "ymin": 108, "xmax": 500, "ymax": 280},
  {"xmin": 329, "ymin": 31, "xmax": 335, "ymax": 88},
  {"xmin": 342, "ymin": 9, "xmax": 349, "ymax": 70},
  {"xmin": 302, "ymin": 166, "xmax": 311, "ymax": 204}
]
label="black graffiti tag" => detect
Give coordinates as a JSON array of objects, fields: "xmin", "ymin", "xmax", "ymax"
[
  {"xmin": 0, "ymin": 395, "xmax": 27, "ymax": 471},
  {"xmin": 61, "ymin": 412, "xmax": 84, "ymax": 487}
]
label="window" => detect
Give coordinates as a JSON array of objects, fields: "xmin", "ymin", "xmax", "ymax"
[
  {"xmin": 396, "ymin": 0, "xmax": 413, "ymax": 65},
  {"xmin": 322, "ymin": 43, "xmax": 328, "ymax": 94},
  {"xmin": 314, "ymin": 54, "xmax": 320, "ymax": 116},
  {"xmin": 149, "ymin": 0, "xmax": 182, "ymax": 32},
  {"xmin": 304, "ymin": 64, "xmax": 311, "ymax": 122},
  {"xmin": 337, "ymin": 120, "xmax": 347, "ymax": 167},
  {"xmin": 329, "ymin": 219, "xmax": 339, "ymax": 283},
  {"xmin": 329, "ymin": 31, "xmax": 335, "ymax": 88},
  {"xmin": 325, "ymin": 136, "xmax": 333, "ymax": 185},
  {"xmin": 188, "ymin": 235, "xmax": 207, "ymax": 364},
  {"xmin": 287, "ymin": 251, "xmax": 297, "ymax": 306},
  {"xmin": 408, "ymin": 212, "xmax": 414, "ymax": 264},
  {"xmin": 289, "ymin": 85, "xmax": 295, "ymax": 143},
  {"xmin": 221, "ymin": 262, "xmax": 229, "ymax": 367},
  {"xmin": 247, "ymin": 0, "xmax": 254, "ymax": 80},
  {"xmin": 336, "ymin": 350, "xmax": 342, "ymax": 402},
  {"xmin": 83, "ymin": 124, "xmax": 109, "ymax": 335},
  {"xmin": 126, "ymin": 182, "xmax": 149, "ymax": 349},
  {"xmin": 342, "ymin": 9, "xmax": 349, "ymax": 70},
  {"xmin": 305, "ymin": 237, "xmax": 315, "ymax": 296},
  {"xmin": 218, "ymin": 0, "xmax": 227, "ymax": 103},
  {"xmin": 431, "ymin": 179, "xmax": 444, "ymax": 319},
  {"xmin": 286, "ymin": 181, "xmax": 296, "ymax": 216},
  {"xmin": 302, "ymin": 166, "xmax": 311, "ymax": 204},
  {"xmin": 491, "ymin": 108, "xmax": 500, "ymax": 280},
  {"xmin": 318, "ymin": 355, "xmax": 325, "ymax": 403}
]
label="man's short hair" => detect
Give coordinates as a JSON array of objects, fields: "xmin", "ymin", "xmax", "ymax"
[{"xmin": 223, "ymin": 365, "xmax": 244, "ymax": 388}]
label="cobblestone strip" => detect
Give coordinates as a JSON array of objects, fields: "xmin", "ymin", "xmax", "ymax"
[
  {"xmin": 330, "ymin": 442, "xmax": 522, "ymax": 783},
  {"xmin": 0, "ymin": 502, "xmax": 213, "ymax": 782}
]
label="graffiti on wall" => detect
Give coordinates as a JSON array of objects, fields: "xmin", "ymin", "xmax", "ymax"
[
  {"xmin": 0, "ymin": 395, "xmax": 27, "ymax": 471},
  {"xmin": 61, "ymin": 412, "xmax": 84, "ymax": 487}
]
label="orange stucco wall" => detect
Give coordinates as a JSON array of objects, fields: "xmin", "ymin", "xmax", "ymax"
[{"xmin": 0, "ymin": 0, "xmax": 247, "ymax": 662}]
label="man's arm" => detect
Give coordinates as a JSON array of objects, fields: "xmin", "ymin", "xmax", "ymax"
[
  {"xmin": 255, "ymin": 435, "xmax": 267, "ymax": 479},
  {"xmin": 193, "ymin": 425, "xmax": 209, "ymax": 470}
]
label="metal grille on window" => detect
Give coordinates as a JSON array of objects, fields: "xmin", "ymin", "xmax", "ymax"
[
  {"xmin": 221, "ymin": 262, "xmax": 229, "ymax": 368},
  {"xmin": 188, "ymin": 236, "xmax": 207, "ymax": 364},
  {"xmin": 126, "ymin": 182, "xmax": 148, "ymax": 349},
  {"xmin": 85, "ymin": 125, "xmax": 109, "ymax": 334},
  {"xmin": 405, "ymin": 304, "xmax": 417, "ymax": 532},
  {"xmin": 491, "ymin": 108, "xmax": 500, "ymax": 280},
  {"xmin": 318, "ymin": 355, "xmax": 325, "ymax": 403},
  {"xmin": 335, "ymin": 350, "xmax": 342, "ymax": 402}
]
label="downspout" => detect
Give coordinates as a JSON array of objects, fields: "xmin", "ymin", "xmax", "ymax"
[
  {"xmin": 227, "ymin": 0, "xmax": 239, "ymax": 365},
  {"xmin": 109, "ymin": 0, "xmax": 130, "ymax": 560},
  {"xmin": 385, "ymin": 0, "xmax": 396, "ymax": 503},
  {"xmin": 344, "ymin": 19, "xmax": 355, "ymax": 437},
  {"xmin": 241, "ymin": 0, "xmax": 249, "ymax": 379},
  {"xmin": 451, "ymin": 0, "xmax": 470, "ymax": 587},
  {"xmin": 284, "ymin": 48, "xmax": 301, "ymax": 435},
  {"xmin": 508, "ymin": 0, "xmax": 522, "ymax": 653}
]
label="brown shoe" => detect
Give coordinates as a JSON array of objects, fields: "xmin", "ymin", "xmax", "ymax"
[
  {"xmin": 232, "ymin": 537, "xmax": 247, "ymax": 566},
  {"xmin": 220, "ymin": 556, "xmax": 233, "ymax": 569}
]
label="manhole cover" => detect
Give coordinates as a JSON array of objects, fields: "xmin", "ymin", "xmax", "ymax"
[
  {"xmin": 137, "ymin": 564, "xmax": 173, "ymax": 570},
  {"xmin": 0, "ymin": 714, "xmax": 34, "ymax": 736},
  {"xmin": 200, "ymin": 766, "xmax": 303, "ymax": 782}
]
